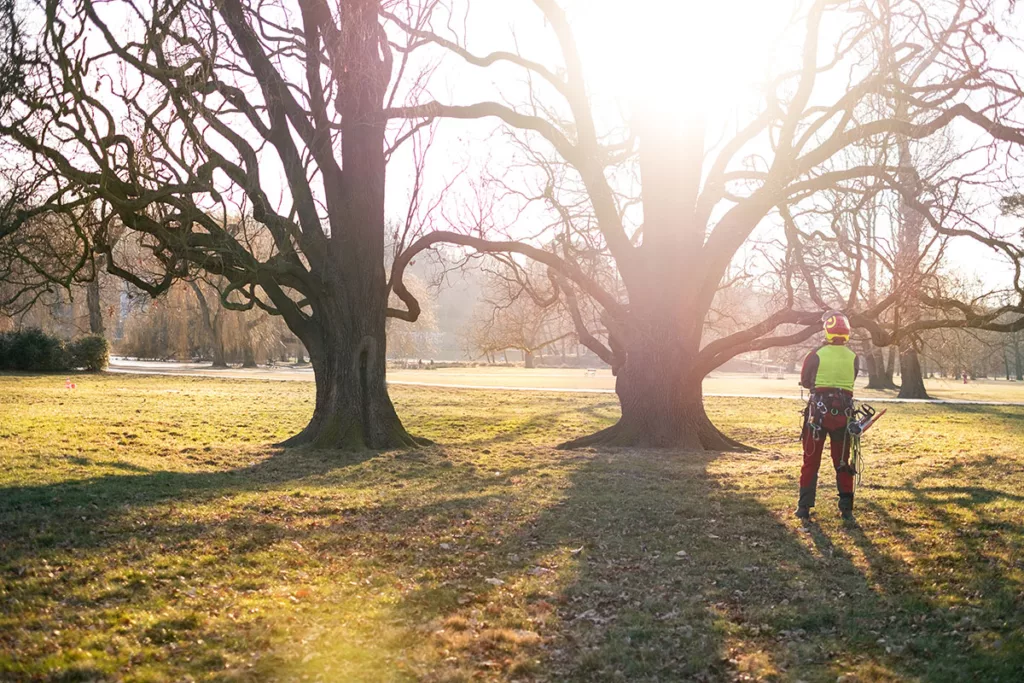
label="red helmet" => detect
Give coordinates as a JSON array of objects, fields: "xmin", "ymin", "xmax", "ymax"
[{"xmin": 823, "ymin": 312, "xmax": 851, "ymax": 344}]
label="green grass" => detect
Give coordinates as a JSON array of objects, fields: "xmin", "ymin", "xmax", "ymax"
[{"xmin": 1, "ymin": 373, "xmax": 1022, "ymax": 682}]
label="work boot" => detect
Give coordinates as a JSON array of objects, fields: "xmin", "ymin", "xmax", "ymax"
[
  {"xmin": 838, "ymin": 493, "xmax": 855, "ymax": 522},
  {"xmin": 798, "ymin": 486, "xmax": 816, "ymax": 508},
  {"xmin": 795, "ymin": 487, "xmax": 815, "ymax": 520}
]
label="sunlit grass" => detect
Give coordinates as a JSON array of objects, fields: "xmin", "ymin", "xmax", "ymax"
[{"xmin": 1, "ymin": 374, "xmax": 1021, "ymax": 681}]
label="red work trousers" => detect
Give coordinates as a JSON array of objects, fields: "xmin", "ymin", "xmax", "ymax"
[{"xmin": 800, "ymin": 411, "xmax": 855, "ymax": 498}]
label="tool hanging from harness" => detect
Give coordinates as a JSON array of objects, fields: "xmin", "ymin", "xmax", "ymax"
[{"xmin": 846, "ymin": 403, "xmax": 886, "ymax": 486}]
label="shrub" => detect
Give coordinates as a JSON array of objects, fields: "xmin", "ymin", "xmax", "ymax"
[
  {"xmin": 69, "ymin": 335, "xmax": 110, "ymax": 371},
  {"xmin": 0, "ymin": 328, "xmax": 71, "ymax": 371}
]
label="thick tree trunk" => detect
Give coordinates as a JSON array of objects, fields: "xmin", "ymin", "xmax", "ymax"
[
  {"xmin": 86, "ymin": 274, "xmax": 104, "ymax": 336},
  {"xmin": 279, "ymin": 303, "xmax": 421, "ymax": 450},
  {"xmin": 559, "ymin": 334, "xmax": 750, "ymax": 451},
  {"xmin": 897, "ymin": 348, "xmax": 931, "ymax": 399},
  {"xmin": 557, "ymin": 114, "xmax": 757, "ymax": 452},
  {"xmin": 885, "ymin": 345, "xmax": 898, "ymax": 386},
  {"xmin": 865, "ymin": 348, "xmax": 898, "ymax": 390},
  {"xmin": 524, "ymin": 350, "xmax": 535, "ymax": 369}
]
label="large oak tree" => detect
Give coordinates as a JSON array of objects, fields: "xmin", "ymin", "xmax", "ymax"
[
  {"xmin": 389, "ymin": 0, "xmax": 1024, "ymax": 449},
  {"xmin": 1, "ymin": 0, "xmax": 434, "ymax": 448}
]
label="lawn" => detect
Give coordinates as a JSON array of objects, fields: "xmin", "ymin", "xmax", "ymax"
[
  {"xmin": 109, "ymin": 358, "xmax": 1024, "ymax": 404},
  {"xmin": 1, "ymin": 373, "xmax": 1022, "ymax": 682}
]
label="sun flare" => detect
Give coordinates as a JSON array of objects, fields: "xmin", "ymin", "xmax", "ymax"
[{"xmin": 572, "ymin": 0, "xmax": 794, "ymax": 115}]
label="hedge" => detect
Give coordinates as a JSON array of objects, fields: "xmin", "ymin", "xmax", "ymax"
[{"xmin": 0, "ymin": 329, "xmax": 109, "ymax": 372}]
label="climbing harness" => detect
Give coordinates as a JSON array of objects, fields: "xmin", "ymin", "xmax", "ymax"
[{"xmin": 800, "ymin": 392, "xmax": 887, "ymax": 489}]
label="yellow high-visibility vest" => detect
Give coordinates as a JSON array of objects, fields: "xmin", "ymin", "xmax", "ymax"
[{"xmin": 812, "ymin": 344, "xmax": 857, "ymax": 391}]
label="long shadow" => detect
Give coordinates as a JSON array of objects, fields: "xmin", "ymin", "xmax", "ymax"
[
  {"xmin": 4, "ymin": 406, "xmax": 1023, "ymax": 681},
  {"xmin": 0, "ymin": 443, "xmax": 525, "ymax": 567},
  {"xmin": 379, "ymin": 441, "xmax": 1024, "ymax": 681},
  {"xmin": 1, "ymin": 439, "xmax": 538, "ymax": 681}
]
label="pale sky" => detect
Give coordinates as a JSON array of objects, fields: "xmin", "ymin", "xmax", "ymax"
[{"xmin": 6, "ymin": 0, "xmax": 1023, "ymax": 294}]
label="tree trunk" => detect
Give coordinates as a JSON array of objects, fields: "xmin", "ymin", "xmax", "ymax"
[
  {"xmin": 524, "ymin": 350, "xmax": 535, "ymax": 369},
  {"xmin": 276, "ymin": 4, "xmax": 418, "ymax": 451},
  {"xmin": 865, "ymin": 348, "xmax": 898, "ymax": 390},
  {"xmin": 559, "ymin": 331, "xmax": 749, "ymax": 451},
  {"xmin": 865, "ymin": 350, "xmax": 884, "ymax": 389},
  {"xmin": 885, "ymin": 345, "xmax": 898, "ymax": 386},
  {"xmin": 1015, "ymin": 333, "xmax": 1022, "ymax": 381},
  {"xmin": 297, "ymin": 344, "xmax": 305, "ymax": 364},
  {"xmin": 280, "ymin": 300, "xmax": 420, "ymax": 450},
  {"xmin": 897, "ymin": 348, "xmax": 931, "ymax": 399},
  {"xmin": 86, "ymin": 269, "xmax": 104, "ymax": 336},
  {"xmin": 242, "ymin": 337, "xmax": 257, "ymax": 368},
  {"xmin": 211, "ymin": 315, "xmax": 228, "ymax": 368}
]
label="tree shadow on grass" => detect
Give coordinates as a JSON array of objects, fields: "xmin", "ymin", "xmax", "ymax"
[
  {"xmin": 3, "ymin": 409, "xmax": 1022, "ymax": 682},
  {"xmin": 0, "ymin": 441, "xmax": 542, "ymax": 681},
  {"xmin": 374, "ymin": 442, "xmax": 1024, "ymax": 682}
]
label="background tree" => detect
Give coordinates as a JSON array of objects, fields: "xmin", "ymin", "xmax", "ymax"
[
  {"xmin": 386, "ymin": 271, "xmax": 439, "ymax": 360},
  {"xmin": 462, "ymin": 263, "xmax": 573, "ymax": 368}
]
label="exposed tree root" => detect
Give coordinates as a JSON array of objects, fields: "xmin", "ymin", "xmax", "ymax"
[
  {"xmin": 277, "ymin": 415, "xmax": 428, "ymax": 450},
  {"xmin": 558, "ymin": 415, "xmax": 754, "ymax": 452}
]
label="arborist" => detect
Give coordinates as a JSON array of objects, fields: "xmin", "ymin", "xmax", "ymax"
[{"xmin": 797, "ymin": 312, "xmax": 859, "ymax": 522}]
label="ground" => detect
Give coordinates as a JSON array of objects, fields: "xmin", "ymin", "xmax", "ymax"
[
  {"xmin": 1, "ymin": 373, "xmax": 1022, "ymax": 682},
  {"xmin": 109, "ymin": 358, "xmax": 1024, "ymax": 403}
]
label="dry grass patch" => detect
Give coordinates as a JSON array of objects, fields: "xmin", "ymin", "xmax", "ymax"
[{"xmin": 0, "ymin": 373, "xmax": 1021, "ymax": 682}]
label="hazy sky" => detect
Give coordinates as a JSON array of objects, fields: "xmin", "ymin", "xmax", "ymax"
[{"xmin": 7, "ymin": 0, "xmax": 1022, "ymax": 293}]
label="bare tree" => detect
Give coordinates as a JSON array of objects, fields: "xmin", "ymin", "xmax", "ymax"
[
  {"xmin": 390, "ymin": 0, "xmax": 1024, "ymax": 449},
  {"xmin": 1, "ymin": 0, "xmax": 439, "ymax": 448},
  {"xmin": 386, "ymin": 271, "xmax": 439, "ymax": 360},
  {"xmin": 464, "ymin": 263, "xmax": 573, "ymax": 368}
]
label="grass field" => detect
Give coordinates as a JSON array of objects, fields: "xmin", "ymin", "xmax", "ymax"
[
  {"xmin": 1, "ymin": 373, "xmax": 1022, "ymax": 682},
  {"xmin": 110, "ymin": 359, "xmax": 1024, "ymax": 403}
]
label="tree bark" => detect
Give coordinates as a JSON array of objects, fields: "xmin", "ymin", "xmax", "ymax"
[
  {"xmin": 280, "ymin": 297, "xmax": 421, "ymax": 450},
  {"xmin": 897, "ymin": 348, "xmax": 931, "ymax": 399},
  {"xmin": 885, "ymin": 345, "xmax": 898, "ymax": 386},
  {"xmin": 242, "ymin": 336, "xmax": 257, "ymax": 368},
  {"xmin": 276, "ymin": 0, "xmax": 419, "ymax": 450},
  {"xmin": 524, "ymin": 349, "xmax": 535, "ymax": 369},
  {"xmin": 86, "ymin": 271, "xmax": 104, "ymax": 336},
  {"xmin": 865, "ymin": 346, "xmax": 898, "ymax": 390},
  {"xmin": 559, "ymin": 336, "xmax": 750, "ymax": 451}
]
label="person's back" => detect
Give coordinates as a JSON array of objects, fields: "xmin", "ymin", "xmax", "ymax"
[
  {"xmin": 796, "ymin": 313, "xmax": 859, "ymax": 522},
  {"xmin": 801, "ymin": 343, "xmax": 858, "ymax": 392}
]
